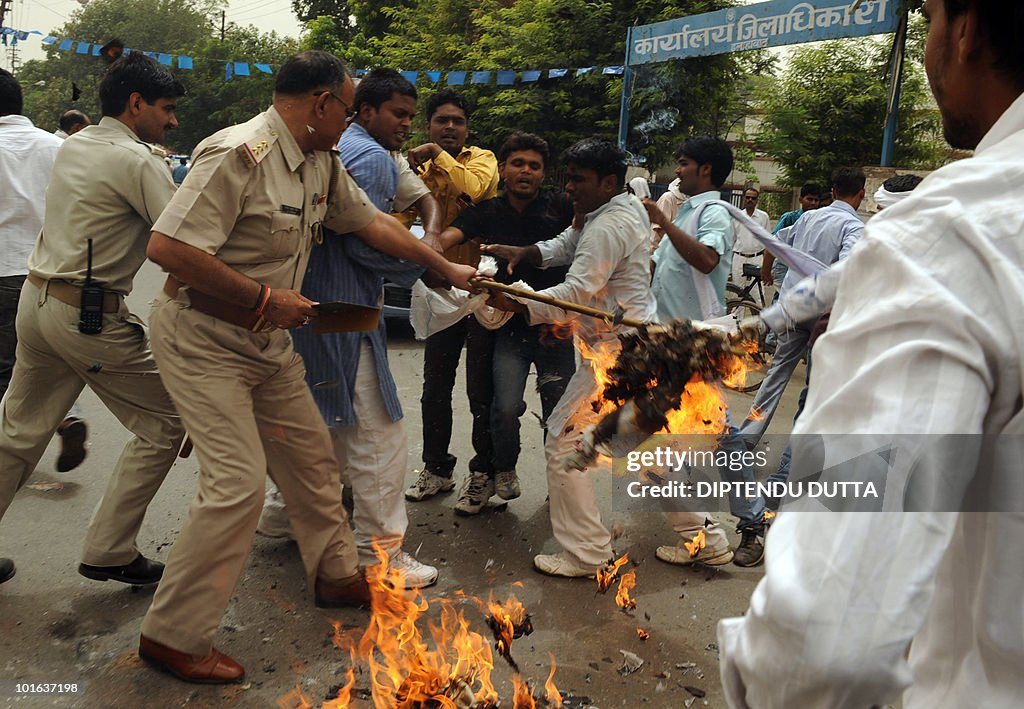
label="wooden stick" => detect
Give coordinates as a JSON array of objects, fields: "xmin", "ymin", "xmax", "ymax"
[{"xmin": 470, "ymin": 277, "xmax": 647, "ymax": 328}]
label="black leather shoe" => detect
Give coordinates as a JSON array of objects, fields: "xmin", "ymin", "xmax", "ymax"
[
  {"xmin": 0, "ymin": 558, "xmax": 15, "ymax": 584},
  {"xmin": 79, "ymin": 555, "xmax": 164, "ymax": 585},
  {"xmin": 56, "ymin": 417, "xmax": 88, "ymax": 473}
]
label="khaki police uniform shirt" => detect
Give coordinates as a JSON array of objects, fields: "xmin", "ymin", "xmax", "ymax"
[
  {"xmin": 28, "ymin": 116, "xmax": 176, "ymax": 295},
  {"xmin": 153, "ymin": 107, "xmax": 377, "ymax": 291}
]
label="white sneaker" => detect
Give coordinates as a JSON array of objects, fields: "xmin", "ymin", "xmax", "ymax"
[
  {"xmin": 655, "ymin": 544, "xmax": 734, "ymax": 566},
  {"xmin": 454, "ymin": 472, "xmax": 495, "ymax": 516},
  {"xmin": 493, "ymin": 470, "xmax": 521, "ymax": 501},
  {"xmin": 405, "ymin": 469, "xmax": 456, "ymax": 501},
  {"xmin": 387, "ymin": 549, "xmax": 439, "ymax": 589},
  {"xmin": 256, "ymin": 504, "xmax": 294, "ymax": 539},
  {"xmin": 533, "ymin": 552, "xmax": 599, "ymax": 578}
]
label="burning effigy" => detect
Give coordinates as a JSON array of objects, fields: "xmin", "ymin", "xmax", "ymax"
[{"xmin": 566, "ymin": 320, "xmax": 754, "ymax": 470}]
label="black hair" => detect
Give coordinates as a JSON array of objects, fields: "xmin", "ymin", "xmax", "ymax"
[
  {"xmin": 99, "ymin": 53, "xmax": 185, "ymax": 117},
  {"xmin": 561, "ymin": 137, "xmax": 627, "ymax": 187},
  {"xmin": 882, "ymin": 174, "xmax": 924, "ymax": 193},
  {"xmin": 943, "ymin": 1, "xmax": 1024, "ymax": 90},
  {"xmin": 274, "ymin": 50, "xmax": 349, "ymax": 96},
  {"xmin": 59, "ymin": 109, "xmax": 89, "ymax": 131},
  {"xmin": 0, "ymin": 68, "xmax": 23, "ymax": 116},
  {"xmin": 675, "ymin": 136, "xmax": 734, "ymax": 188},
  {"xmin": 426, "ymin": 88, "xmax": 470, "ymax": 123},
  {"xmin": 831, "ymin": 166, "xmax": 867, "ymax": 198},
  {"xmin": 353, "ymin": 68, "xmax": 416, "ymax": 112},
  {"xmin": 800, "ymin": 183, "xmax": 822, "ymax": 198},
  {"xmin": 178, "ymin": 157, "xmax": 187, "ymax": 165},
  {"xmin": 743, "ymin": 187, "xmax": 760, "ymax": 197},
  {"xmin": 498, "ymin": 132, "xmax": 549, "ymax": 166}
]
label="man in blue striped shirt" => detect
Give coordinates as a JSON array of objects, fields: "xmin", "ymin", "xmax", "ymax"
[{"xmin": 257, "ymin": 69, "xmax": 443, "ymax": 589}]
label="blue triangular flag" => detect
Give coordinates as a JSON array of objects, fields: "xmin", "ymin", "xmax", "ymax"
[
  {"xmin": 496, "ymin": 71, "xmax": 515, "ymax": 86},
  {"xmin": 253, "ymin": 63, "xmax": 272, "ymax": 74},
  {"xmin": 76, "ymin": 42, "xmax": 90, "ymax": 54},
  {"xmin": 470, "ymin": 71, "xmax": 491, "ymax": 84},
  {"xmin": 158, "ymin": 53, "xmax": 172, "ymax": 66},
  {"xmin": 520, "ymin": 70, "xmax": 541, "ymax": 83},
  {"xmin": 58, "ymin": 39, "xmax": 72, "ymax": 51},
  {"xmin": 355, "ymin": 68, "xmax": 367, "ymax": 76},
  {"xmin": 548, "ymin": 68, "xmax": 568, "ymax": 78},
  {"xmin": 447, "ymin": 71, "xmax": 466, "ymax": 85},
  {"xmin": 602, "ymin": 66, "xmax": 625, "ymax": 75},
  {"xmin": 143, "ymin": 51, "xmax": 156, "ymax": 58},
  {"xmin": 178, "ymin": 56, "xmax": 193, "ymax": 70},
  {"xmin": 234, "ymin": 62, "xmax": 250, "ymax": 76},
  {"xmin": 425, "ymin": 71, "xmax": 441, "ymax": 83},
  {"xmin": 400, "ymin": 70, "xmax": 417, "ymax": 86},
  {"xmin": 91, "ymin": 44, "xmax": 101, "ymax": 56},
  {"xmin": 42, "ymin": 35, "xmax": 57, "ymax": 44},
  {"xmin": 575, "ymin": 66, "xmax": 595, "ymax": 76},
  {"xmin": 225, "ymin": 62, "xmax": 233, "ymax": 81}
]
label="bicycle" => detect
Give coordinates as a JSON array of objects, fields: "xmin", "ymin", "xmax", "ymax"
[{"xmin": 724, "ymin": 261, "xmax": 773, "ymax": 393}]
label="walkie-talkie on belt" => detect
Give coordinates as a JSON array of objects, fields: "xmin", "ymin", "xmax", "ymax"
[{"xmin": 79, "ymin": 238, "xmax": 104, "ymax": 334}]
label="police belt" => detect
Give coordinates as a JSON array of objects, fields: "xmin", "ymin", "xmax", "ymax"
[
  {"xmin": 27, "ymin": 274, "xmax": 121, "ymax": 313},
  {"xmin": 163, "ymin": 276, "xmax": 275, "ymax": 332}
]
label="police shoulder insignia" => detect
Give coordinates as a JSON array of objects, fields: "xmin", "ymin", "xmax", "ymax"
[{"xmin": 237, "ymin": 133, "xmax": 278, "ymax": 168}]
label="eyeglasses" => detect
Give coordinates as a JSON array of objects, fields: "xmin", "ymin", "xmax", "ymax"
[{"xmin": 317, "ymin": 91, "xmax": 356, "ymax": 120}]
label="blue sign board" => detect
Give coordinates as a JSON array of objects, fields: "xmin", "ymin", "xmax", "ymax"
[{"xmin": 627, "ymin": 0, "xmax": 899, "ymax": 66}]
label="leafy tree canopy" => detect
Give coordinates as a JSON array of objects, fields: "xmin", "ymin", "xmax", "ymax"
[
  {"xmin": 756, "ymin": 13, "xmax": 947, "ymax": 187},
  {"xmin": 17, "ymin": 0, "xmax": 297, "ymax": 152}
]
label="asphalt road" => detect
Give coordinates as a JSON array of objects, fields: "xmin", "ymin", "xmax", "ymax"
[{"xmin": 0, "ymin": 262, "xmax": 804, "ymax": 709}]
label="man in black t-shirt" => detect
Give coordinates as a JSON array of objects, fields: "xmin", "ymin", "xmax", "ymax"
[{"xmin": 435, "ymin": 132, "xmax": 576, "ymax": 515}]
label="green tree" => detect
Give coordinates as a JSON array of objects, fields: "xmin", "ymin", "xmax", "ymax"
[
  {"xmin": 17, "ymin": 0, "xmax": 296, "ymax": 152},
  {"xmin": 756, "ymin": 14, "xmax": 945, "ymax": 187},
  {"xmin": 303, "ymin": 0, "xmax": 754, "ymax": 167}
]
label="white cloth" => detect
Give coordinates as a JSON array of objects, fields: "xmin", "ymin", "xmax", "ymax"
[
  {"xmin": 731, "ymin": 207, "xmax": 771, "ymax": 284},
  {"xmin": 628, "ymin": 176, "xmax": 651, "ymax": 200},
  {"xmin": 408, "ymin": 256, "xmax": 512, "ymax": 338},
  {"xmin": 873, "ymin": 184, "xmax": 913, "ymax": 210},
  {"xmin": 0, "ymin": 116, "xmax": 63, "ymax": 277},
  {"xmin": 718, "ymin": 91, "xmax": 1024, "ymax": 709}
]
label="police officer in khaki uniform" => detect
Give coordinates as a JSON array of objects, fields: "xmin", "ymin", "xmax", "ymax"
[
  {"xmin": 137, "ymin": 51, "xmax": 477, "ymax": 685},
  {"xmin": 0, "ymin": 54, "xmax": 186, "ymax": 586}
]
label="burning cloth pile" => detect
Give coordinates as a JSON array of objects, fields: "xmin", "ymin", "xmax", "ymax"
[{"xmin": 566, "ymin": 320, "xmax": 751, "ymax": 470}]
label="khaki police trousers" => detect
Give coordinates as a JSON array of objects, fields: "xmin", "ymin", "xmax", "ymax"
[
  {"xmin": 141, "ymin": 296, "xmax": 360, "ymax": 655},
  {"xmin": 0, "ymin": 278, "xmax": 183, "ymax": 566}
]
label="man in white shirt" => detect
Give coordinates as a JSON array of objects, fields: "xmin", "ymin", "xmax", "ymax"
[
  {"xmin": 651, "ymin": 177, "xmax": 686, "ymax": 251},
  {"xmin": 0, "ymin": 71, "xmax": 89, "ymax": 486},
  {"xmin": 730, "ymin": 187, "xmax": 771, "ymax": 285},
  {"xmin": 484, "ymin": 138, "xmax": 658, "ymax": 577},
  {"xmin": 719, "ymin": 2, "xmax": 1024, "ymax": 706}
]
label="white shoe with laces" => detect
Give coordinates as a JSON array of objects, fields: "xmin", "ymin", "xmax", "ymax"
[
  {"xmin": 405, "ymin": 469, "xmax": 456, "ymax": 501},
  {"xmin": 533, "ymin": 552, "xmax": 599, "ymax": 578},
  {"xmin": 454, "ymin": 472, "xmax": 495, "ymax": 516},
  {"xmin": 387, "ymin": 549, "xmax": 439, "ymax": 589}
]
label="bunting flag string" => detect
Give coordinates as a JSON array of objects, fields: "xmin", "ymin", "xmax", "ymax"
[{"xmin": 3, "ymin": 25, "xmax": 629, "ymax": 84}]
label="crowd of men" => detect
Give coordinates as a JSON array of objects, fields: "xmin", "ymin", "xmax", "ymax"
[{"xmin": 0, "ymin": 0, "xmax": 1020, "ymax": 703}]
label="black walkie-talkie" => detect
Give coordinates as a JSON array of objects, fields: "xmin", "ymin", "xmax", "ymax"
[{"xmin": 79, "ymin": 238, "xmax": 104, "ymax": 334}]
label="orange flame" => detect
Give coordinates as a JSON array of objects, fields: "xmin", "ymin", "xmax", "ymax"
[
  {"xmin": 323, "ymin": 666, "xmax": 356, "ymax": 708},
  {"xmin": 615, "ymin": 570, "xmax": 637, "ymax": 610},
  {"xmin": 512, "ymin": 674, "xmax": 536, "ymax": 708},
  {"xmin": 544, "ymin": 654, "xmax": 562, "ymax": 707},
  {"xmin": 332, "ymin": 547, "xmax": 499, "ymax": 708},
  {"xmin": 480, "ymin": 591, "xmax": 532, "ymax": 664},
  {"xmin": 636, "ymin": 628, "xmax": 650, "ymax": 641},
  {"xmin": 540, "ymin": 321, "xmax": 575, "ymax": 345},
  {"xmin": 596, "ymin": 553, "xmax": 630, "ymax": 593},
  {"xmin": 684, "ymin": 530, "xmax": 707, "ymax": 558},
  {"xmin": 276, "ymin": 685, "xmax": 313, "ymax": 709}
]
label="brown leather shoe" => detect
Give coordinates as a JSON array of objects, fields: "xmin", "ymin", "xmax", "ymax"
[
  {"xmin": 138, "ymin": 635, "xmax": 245, "ymax": 684},
  {"xmin": 315, "ymin": 573, "xmax": 371, "ymax": 609}
]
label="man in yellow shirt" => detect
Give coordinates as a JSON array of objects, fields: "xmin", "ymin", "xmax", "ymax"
[{"xmin": 402, "ymin": 90, "xmax": 501, "ymax": 505}]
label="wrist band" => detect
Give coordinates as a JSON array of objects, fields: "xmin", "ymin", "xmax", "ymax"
[
  {"xmin": 251, "ymin": 283, "xmax": 267, "ymax": 311},
  {"xmin": 255, "ymin": 287, "xmax": 272, "ymax": 318}
]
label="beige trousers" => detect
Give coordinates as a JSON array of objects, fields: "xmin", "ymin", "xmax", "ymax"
[
  {"xmin": 140, "ymin": 296, "xmax": 359, "ymax": 655},
  {"xmin": 0, "ymin": 279, "xmax": 183, "ymax": 566}
]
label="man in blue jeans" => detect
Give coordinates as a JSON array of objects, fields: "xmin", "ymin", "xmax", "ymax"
[{"xmin": 435, "ymin": 132, "xmax": 575, "ymax": 514}]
